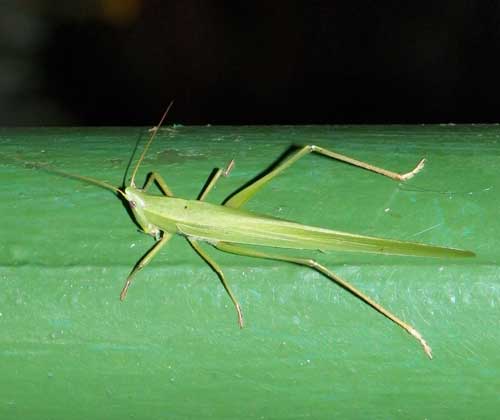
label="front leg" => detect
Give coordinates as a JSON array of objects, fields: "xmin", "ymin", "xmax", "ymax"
[
  {"xmin": 120, "ymin": 232, "xmax": 173, "ymax": 300},
  {"xmin": 142, "ymin": 171, "xmax": 174, "ymax": 197}
]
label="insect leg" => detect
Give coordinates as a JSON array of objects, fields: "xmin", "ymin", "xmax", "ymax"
[
  {"xmin": 198, "ymin": 159, "xmax": 235, "ymax": 201},
  {"xmin": 215, "ymin": 241, "xmax": 432, "ymax": 358},
  {"xmin": 225, "ymin": 145, "xmax": 425, "ymax": 209},
  {"xmin": 187, "ymin": 237, "xmax": 244, "ymax": 327},
  {"xmin": 309, "ymin": 145, "xmax": 425, "ymax": 181},
  {"xmin": 120, "ymin": 232, "xmax": 173, "ymax": 300},
  {"xmin": 142, "ymin": 172, "xmax": 174, "ymax": 196}
]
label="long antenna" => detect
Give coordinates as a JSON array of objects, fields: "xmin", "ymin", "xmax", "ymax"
[
  {"xmin": 54, "ymin": 170, "xmax": 127, "ymax": 199},
  {"xmin": 1, "ymin": 153, "xmax": 127, "ymax": 199},
  {"xmin": 130, "ymin": 100, "xmax": 174, "ymax": 186}
]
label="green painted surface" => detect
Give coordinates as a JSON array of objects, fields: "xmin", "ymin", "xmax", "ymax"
[{"xmin": 0, "ymin": 125, "xmax": 497, "ymax": 419}]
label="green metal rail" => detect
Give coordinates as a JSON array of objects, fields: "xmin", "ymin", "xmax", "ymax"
[{"xmin": 0, "ymin": 125, "xmax": 496, "ymax": 419}]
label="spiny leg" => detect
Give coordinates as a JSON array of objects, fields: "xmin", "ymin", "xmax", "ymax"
[
  {"xmin": 120, "ymin": 232, "xmax": 173, "ymax": 301},
  {"xmin": 186, "ymin": 237, "xmax": 244, "ymax": 327},
  {"xmin": 142, "ymin": 171, "xmax": 174, "ymax": 196},
  {"xmin": 198, "ymin": 159, "xmax": 235, "ymax": 201},
  {"xmin": 225, "ymin": 144, "xmax": 425, "ymax": 209},
  {"xmin": 215, "ymin": 241, "xmax": 432, "ymax": 358}
]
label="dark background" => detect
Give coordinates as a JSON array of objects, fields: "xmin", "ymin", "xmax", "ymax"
[{"xmin": 2, "ymin": 1, "xmax": 500, "ymax": 125}]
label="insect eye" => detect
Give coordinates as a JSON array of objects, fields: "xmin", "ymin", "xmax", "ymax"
[{"xmin": 130, "ymin": 200, "xmax": 136, "ymax": 208}]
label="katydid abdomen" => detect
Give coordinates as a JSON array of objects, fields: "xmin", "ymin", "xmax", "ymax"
[{"xmin": 138, "ymin": 192, "xmax": 474, "ymax": 258}]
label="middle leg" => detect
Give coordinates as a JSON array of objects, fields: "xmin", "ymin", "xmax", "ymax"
[{"xmin": 187, "ymin": 237, "xmax": 244, "ymax": 327}]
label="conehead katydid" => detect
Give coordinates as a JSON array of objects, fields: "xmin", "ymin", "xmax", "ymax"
[{"xmin": 5, "ymin": 103, "xmax": 475, "ymax": 359}]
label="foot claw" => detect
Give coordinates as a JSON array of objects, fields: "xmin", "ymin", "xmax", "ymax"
[
  {"xmin": 120, "ymin": 280, "xmax": 130, "ymax": 301},
  {"xmin": 401, "ymin": 158, "xmax": 426, "ymax": 181},
  {"xmin": 408, "ymin": 327, "xmax": 433, "ymax": 359},
  {"xmin": 236, "ymin": 304, "xmax": 244, "ymax": 328}
]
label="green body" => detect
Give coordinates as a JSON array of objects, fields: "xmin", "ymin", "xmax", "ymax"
[
  {"xmin": 118, "ymin": 138, "xmax": 474, "ymax": 360},
  {"xmin": 126, "ymin": 187, "xmax": 473, "ymax": 258}
]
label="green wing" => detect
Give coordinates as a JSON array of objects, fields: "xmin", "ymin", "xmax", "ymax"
[{"xmin": 176, "ymin": 215, "xmax": 474, "ymax": 258}]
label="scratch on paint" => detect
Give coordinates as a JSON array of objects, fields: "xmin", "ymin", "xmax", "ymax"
[
  {"xmin": 413, "ymin": 300, "xmax": 431, "ymax": 326},
  {"xmin": 408, "ymin": 223, "xmax": 443, "ymax": 238}
]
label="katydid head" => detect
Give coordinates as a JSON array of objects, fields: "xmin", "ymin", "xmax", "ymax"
[
  {"xmin": 124, "ymin": 185, "xmax": 161, "ymax": 238},
  {"xmin": 121, "ymin": 101, "xmax": 173, "ymax": 238}
]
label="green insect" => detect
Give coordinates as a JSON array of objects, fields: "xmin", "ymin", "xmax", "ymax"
[{"xmin": 7, "ymin": 103, "xmax": 474, "ymax": 358}]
